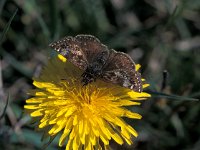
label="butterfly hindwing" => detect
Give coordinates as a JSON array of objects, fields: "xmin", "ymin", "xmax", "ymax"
[{"xmin": 102, "ymin": 49, "xmax": 142, "ymax": 92}]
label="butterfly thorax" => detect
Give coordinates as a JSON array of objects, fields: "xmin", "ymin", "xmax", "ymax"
[
  {"xmin": 81, "ymin": 63, "xmax": 103, "ymax": 85},
  {"xmin": 81, "ymin": 51, "xmax": 109, "ymax": 86}
]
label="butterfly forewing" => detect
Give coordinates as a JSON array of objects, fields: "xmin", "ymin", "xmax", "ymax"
[
  {"xmin": 49, "ymin": 36, "xmax": 88, "ymax": 70},
  {"xmin": 102, "ymin": 68, "xmax": 142, "ymax": 92},
  {"xmin": 75, "ymin": 35, "xmax": 109, "ymax": 63}
]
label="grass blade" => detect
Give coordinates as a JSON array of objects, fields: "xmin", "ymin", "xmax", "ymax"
[
  {"xmin": 0, "ymin": 93, "xmax": 9, "ymax": 119},
  {"xmin": 149, "ymin": 91, "xmax": 199, "ymax": 101},
  {"xmin": 0, "ymin": 8, "xmax": 18, "ymax": 45}
]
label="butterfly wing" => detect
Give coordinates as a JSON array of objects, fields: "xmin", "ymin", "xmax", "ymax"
[
  {"xmin": 74, "ymin": 35, "xmax": 109, "ymax": 64},
  {"xmin": 49, "ymin": 35, "xmax": 109, "ymax": 70},
  {"xmin": 49, "ymin": 36, "xmax": 88, "ymax": 70},
  {"xmin": 102, "ymin": 49, "xmax": 143, "ymax": 92}
]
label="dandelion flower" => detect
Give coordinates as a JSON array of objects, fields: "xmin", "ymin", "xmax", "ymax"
[{"xmin": 24, "ymin": 55, "xmax": 150, "ymax": 150}]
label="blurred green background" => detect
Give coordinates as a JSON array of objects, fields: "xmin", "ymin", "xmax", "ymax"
[{"xmin": 0, "ymin": 0, "xmax": 200, "ymax": 150}]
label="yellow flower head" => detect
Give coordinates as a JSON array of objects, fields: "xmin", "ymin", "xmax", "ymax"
[{"xmin": 24, "ymin": 55, "xmax": 150, "ymax": 150}]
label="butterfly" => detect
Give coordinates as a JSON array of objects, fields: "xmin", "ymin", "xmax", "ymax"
[{"xmin": 49, "ymin": 35, "xmax": 142, "ymax": 92}]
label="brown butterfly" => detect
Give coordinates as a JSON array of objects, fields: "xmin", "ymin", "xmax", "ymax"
[{"xmin": 49, "ymin": 35, "xmax": 142, "ymax": 92}]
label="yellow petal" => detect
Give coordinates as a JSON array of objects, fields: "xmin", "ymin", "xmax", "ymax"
[
  {"xmin": 135, "ymin": 64, "xmax": 141, "ymax": 71},
  {"xmin": 123, "ymin": 111, "xmax": 142, "ymax": 119},
  {"xmin": 30, "ymin": 109, "xmax": 43, "ymax": 117},
  {"xmin": 24, "ymin": 105, "xmax": 39, "ymax": 109},
  {"xmin": 58, "ymin": 54, "xmax": 67, "ymax": 62}
]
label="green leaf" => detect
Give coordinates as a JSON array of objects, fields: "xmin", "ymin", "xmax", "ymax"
[{"xmin": 149, "ymin": 91, "xmax": 199, "ymax": 101}]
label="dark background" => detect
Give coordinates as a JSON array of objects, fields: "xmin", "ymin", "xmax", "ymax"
[{"xmin": 0, "ymin": 0, "xmax": 200, "ymax": 150}]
